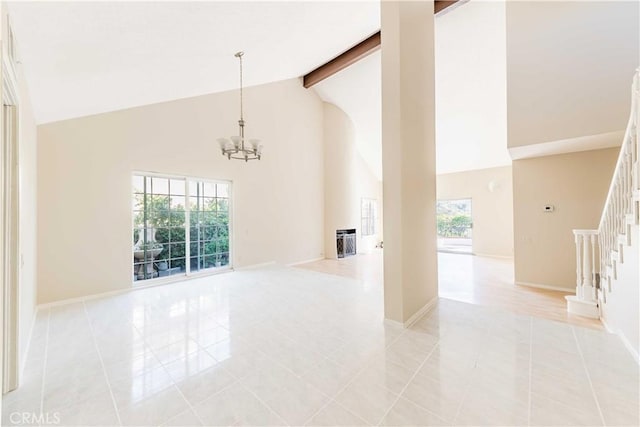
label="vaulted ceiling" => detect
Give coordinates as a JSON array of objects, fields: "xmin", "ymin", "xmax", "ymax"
[{"xmin": 7, "ymin": 1, "xmax": 380, "ymax": 124}]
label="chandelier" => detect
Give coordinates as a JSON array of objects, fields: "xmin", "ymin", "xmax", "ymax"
[{"xmin": 217, "ymin": 51, "xmax": 262, "ymax": 161}]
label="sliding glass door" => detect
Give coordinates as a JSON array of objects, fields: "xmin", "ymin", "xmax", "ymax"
[{"xmin": 132, "ymin": 174, "xmax": 231, "ymax": 283}]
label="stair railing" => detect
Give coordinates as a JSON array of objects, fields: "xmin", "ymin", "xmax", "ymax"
[{"xmin": 572, "ymin": 68, "xmax": 639, "ymax": 310}]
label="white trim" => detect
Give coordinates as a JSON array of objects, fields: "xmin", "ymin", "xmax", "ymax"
[
  {"xmin": 384, "ymin": 297, "xmax": 438, "ymax": 329},
  {"xmin": 19, "ymin": 308, "xmax": 37, "ymax": 378},
  {"xmin": 383, "ymin": 318, "xmax": 404, "ymax": 328},
  {"xmin": 508, "ymin": 130, "xmax": 624, "ymax": 161},
  {"xmin": 403, "ymin": 297, "xmax": 438, "ymax": 328},
  {"xmin": 515, "ymin": 281, "xmax": 573, "ymax": 293},
  {"xmin": 234, "ymin": 261, "xmax": 276, "ymax": 271},
  {"xmin": 287, "ymin": 257, "xmax": 325, "ymax": 267},
  {"xmin": 473, "ymin": 253, "xmax": 514, "ymax": 260},
  {"xmin": 38, "ymin": 267, "xmax": 234, "ymax": 310},
  {"xmin": 2, "ymin": 57, "xmax": 21, "ymax": 393},
  {"xmin": 131, "ymin": 172, "xmax": 234, "ymax": 283},
  {"xmin": 601, "ymin": 317, "xmax": 640, "ymax": 365}
]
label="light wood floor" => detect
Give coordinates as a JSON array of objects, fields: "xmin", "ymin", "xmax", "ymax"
[{"xmin": 296, "ymin": 250, "xmax": 603, "ymax": 330}]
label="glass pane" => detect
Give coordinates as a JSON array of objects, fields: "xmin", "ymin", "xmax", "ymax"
[
  {"xmin": 132, "ymin": 175, "xmax": 144, "ymax": 193},
  {"xmin": 216, "ymin": 183, "xmax": 229, "ymax": 198},
  {"xmin": 190, "ymin": 196, "xmax": 202, "ymax": 212},
  {"xmin": 199, "ymin": 211, "xmax": 217, "ymax": 225},
  {"xmin": 203, "ymin": 182, "xmax": 216, "ymax": 197},
  {"xmin": 203, "ymin": 255, "xmax": 217, "ymax": 269},
  {"xmin": 170, "ymin": 179, "xmax": 185, "ymax": 196},
  {"xmin": 170, "ymin": 227, "xmax": 186, "ymax": 242},
  {"xmin": 217, "ymin": 199, "xmax": 229, "ymax": 212},
  {"xmin": 216, "ymin": 239, "xmax": 230, "ymax": 254},
  {"xmin": 152, "ymin": 177, "xmax": 169, "ymax": 195},
  {"xmin": 154, "ymin": 228, "xmax": 170, "ymax": 244},
  {"xmin": 190, "ymin": 256, "xmax": 201, "ymax": 272},
  {"xmin": 170, "ymin": 196, "xmax": 186, "ymax": 210},
  {"xmin": 189, "ymin": 181, "xmax": 202, "ymax": 197},
  {"xmin": 203, "ymin": 241, "xmax": 216, "ymax": 255},
  {"xmin": 169, "ymin": 242, "xmax": 186, "ymax": 260},
  {"xmin": 201, "ymin": 227, "xmax": 215, "ymax": 241},
  {"xmin": 169, "ymin": 259, "xmax": 186, "ymax": 273},
  {"xmin": 189, "ymin": 242, "xmax": 199, "ymax": 256},
  {"xmin": 169, "ymin": 210, "xmax": 186, "ymax": 226}
]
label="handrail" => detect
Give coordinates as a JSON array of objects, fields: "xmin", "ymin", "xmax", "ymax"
[
  {"xmin": 572, "ymin": 68, "xmax": 639, "ymax": 311},
  {"xmin": 598, "ymin": 68, "xmax": 639, "ymax": 231}
]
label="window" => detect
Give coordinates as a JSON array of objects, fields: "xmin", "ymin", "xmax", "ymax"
[
  {"xmin": 132, "ymin": 174, "xmax": 231, "ymax": 283},
  {"xmin": 361, "ymin": 198, "xmax": 377, "ymax": 236}
]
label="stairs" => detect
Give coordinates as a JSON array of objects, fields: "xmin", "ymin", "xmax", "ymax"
[{"xmin": 569, "ymin": 69, "xmax": 640, "ymax": 320}]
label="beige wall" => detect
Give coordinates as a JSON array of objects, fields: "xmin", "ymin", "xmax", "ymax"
[
  {"xmin": 437, "ymin": 166, "xmax": 513, "ymax": 258},
  {"xmin": 506, "ymin": 1, "xmax": 639, "ymax": 148},
  {"xmin": 323, "ymin": 103, "xmax": 382, "ymax": 259},
  {"xmin": 37, "ymin": 78, "xmax": 324, "ymax": 304},
  {"xmin": 513, "ymin": 148, "xmax": 618, "ymax": 290}
]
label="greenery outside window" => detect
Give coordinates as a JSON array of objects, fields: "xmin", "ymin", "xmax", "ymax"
[{"xmin": 132, "ymin": 174, "xmax": 231, "ymax": 283}]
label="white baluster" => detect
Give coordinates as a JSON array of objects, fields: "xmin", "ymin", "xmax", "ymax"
[
  {"xmin": 583, "ymin": 232, "xmax": 594, "ymax": 302},
  {"xmin": 575, "ymin": 233, "xmax": 582, "ymax": 298},
  {"xmin": 590, "ymin": 234, "xmax": 597, "ymax": 301}
]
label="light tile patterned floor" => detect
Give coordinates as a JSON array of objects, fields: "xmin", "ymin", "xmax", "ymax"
[{"xmin": 2, "ymin": 265, "xmax": 638, "ymax": 426}]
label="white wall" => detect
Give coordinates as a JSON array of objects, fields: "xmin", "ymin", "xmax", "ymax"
[
  {"xmin": 506, "ymin": 1, "xmax": 639, "ymax": 148},
  {"xmin": 323, "ymin": 103, "xmax": 382, "ymax": 259},
  {"xmin": 37, "ymin": 78, "xmax": 325, "ymax": 304},
  {"xmin": 437, "ymin": 166, "xmax": 513, "ymax": 258},
  {"xmin": 435, "ymin": 0, "xmax": 511, "ymax": 174},
  {"xmin": 513, "ymin": 148, "xmax": 618, "ymax": 290},
  {"xmin": 601, "ymin": 223, "xmax": 639, "ymax": 360}
]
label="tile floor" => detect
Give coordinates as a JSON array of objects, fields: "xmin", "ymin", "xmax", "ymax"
[
  {"xmin": 299, "ymin": 251, "xmax": 603, "ymax": 329},
  {"xmin": 2, "ymin": 265, "xmax": 638, "ymax": 426}
]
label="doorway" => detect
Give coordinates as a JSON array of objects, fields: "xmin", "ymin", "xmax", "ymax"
[
  {"xmin": 436, "ymin": 198, "xmax": 473, "ymax": 254},
  {"xmin": 1, "ymin": 66, "xmax": 20, "ymax": 394}
]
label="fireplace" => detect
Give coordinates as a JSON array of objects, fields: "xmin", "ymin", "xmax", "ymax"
[{"xmin": 336, "ymin": 229, "xmax": 356, "ymax": 258}]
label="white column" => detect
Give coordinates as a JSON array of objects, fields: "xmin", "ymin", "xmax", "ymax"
[{"xmin": 381, "ymin": 0, "xmax": 438, "ymax": 324}]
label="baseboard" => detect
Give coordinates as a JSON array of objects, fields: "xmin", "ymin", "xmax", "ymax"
[
  {"xmin": 404, "ymin": 297, "xmax": 438, "ymax": 328},
  {"xmin": 20, "ymin": 308, "xmax": 39, "ymax": 378},
  {"xmin": 384, "ymin": 297, "xmax": 438, "ymax": 329},
  {"xmin": 601, "ymin": 317, "xmax": 640, "ymax": 365},
  {"xmin": 37, "ymin": 286, "xmax": 134, "ymax": 310},
  {"xmin": 474, "ymin": 253, "xmax": 514, "ymax": 260},
  {"xmin": 234, "ymin": 261, "xmax": 276, "ymax": 271},
  {"xmin": 287, "ymin": 257, "xmax": 325, "ymax": 267},
  {"xmin": 38, "ymin": 267, "xmax": 238, "ymax": 310},
  {"xmin": 516, "ymin": 281, "xmax": 573, "ymax": 293}
]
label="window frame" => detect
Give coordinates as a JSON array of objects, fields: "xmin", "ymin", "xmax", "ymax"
[
  {"xmin": 131, "ymin": 171, "xmax": 234, "ymax": 286},
  {"xmin": 361, "ymin": 198, "xmax": 377, "ymax": 237}
]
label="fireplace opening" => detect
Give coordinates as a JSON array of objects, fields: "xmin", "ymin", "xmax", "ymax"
[{"xmin": 336, "ymin": 229, "xmax": 356, "ymax": 258}]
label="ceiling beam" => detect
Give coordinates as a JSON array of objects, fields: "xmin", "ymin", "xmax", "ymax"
[{"xmin": 302, "ymin": 0, "xmax": 462, "ymax": 88}]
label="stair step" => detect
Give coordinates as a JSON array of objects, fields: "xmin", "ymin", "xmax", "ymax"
[
  {"xmin": 618, "ymin": 234, "xmax": 630, "ymax": 246},
  {"xmin": 611, "ymin": 249, "xmax": 621, "ymax": 263}
]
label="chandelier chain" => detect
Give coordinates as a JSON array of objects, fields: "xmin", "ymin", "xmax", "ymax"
[{"xmin": 238, "ymin": 53, "xmax": 243, "ymax": 121}]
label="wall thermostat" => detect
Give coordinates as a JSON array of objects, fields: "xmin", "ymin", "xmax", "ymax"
[{"xmin": 543, "ymin": 205, "xmax": 555, "ymax": 212}]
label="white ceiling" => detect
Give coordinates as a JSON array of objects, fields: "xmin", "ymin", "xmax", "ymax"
[
  {"xmin": 7, "ymin": 1, "xmax": 380, "ymax": 124},
  {"xmin": 314, "ymin": 0, "xmax": 512, "ymax": 177},
  {"xmin": 313, "ymin": 51, "xmax": 382, "ymax": 179}
]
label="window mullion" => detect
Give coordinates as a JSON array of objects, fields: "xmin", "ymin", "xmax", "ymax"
[{"xmin": 185, "ymin": 179, "xmax": 191, "ymax": 275}]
